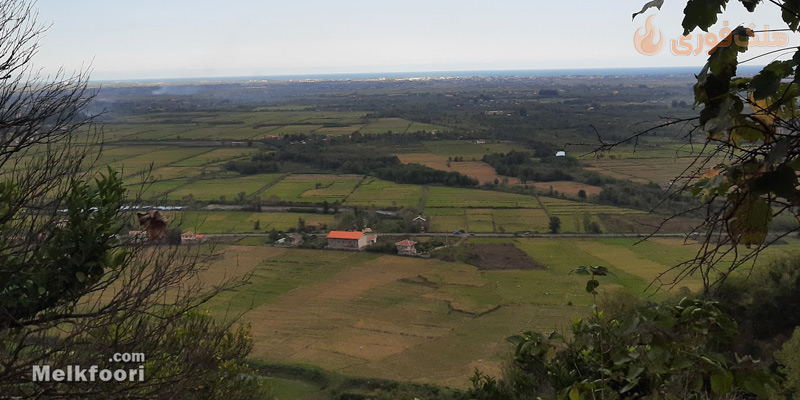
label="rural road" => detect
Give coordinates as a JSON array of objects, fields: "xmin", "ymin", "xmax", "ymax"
[{"xmin": 203, "ymin": 232, "xmax": 696, "ymax": 239}]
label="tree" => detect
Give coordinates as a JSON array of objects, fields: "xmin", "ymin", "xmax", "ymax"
[
  {"xmin": 609, "ymin": 1, "xmax": 800, "ymax": 291},
  {"xmin": 548, "ymin": 216, "xmax": 561, "ymax": 234},
  {"xmin": 0, "ymin": 1, "xmax": 270, "ymax": 398}
]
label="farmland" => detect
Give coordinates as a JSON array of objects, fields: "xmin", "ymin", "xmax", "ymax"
[
  {"xmin": 202, "ymin": 237, "xmax": 800, "ymax": 388},
  {"xmin": 78, "ymin": 75, "xmax": 800, "ymax": 398},
  {"xmin": 102, "ymin": 109, "xmax": 449, "ymax": 142},
  {"xmin": 122, "ymin": 169, "xmax": 690, "ymax": 235}
]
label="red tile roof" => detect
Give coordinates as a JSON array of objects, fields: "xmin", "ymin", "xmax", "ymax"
[{"xmin": 327, "ymin": 231, "xmax": 365, "ymax": 240}]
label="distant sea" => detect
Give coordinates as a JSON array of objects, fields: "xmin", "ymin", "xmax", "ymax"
[{"xmin": 97, "ymin": 66, "xmax": 766, "ymax": 84}]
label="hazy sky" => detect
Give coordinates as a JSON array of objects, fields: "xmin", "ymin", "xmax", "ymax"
[{"xmin": 33, "ymin": 0, "xmax": 794, "ymax": 80}]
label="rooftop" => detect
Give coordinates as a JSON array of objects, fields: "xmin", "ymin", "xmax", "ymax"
[{"xmin": 327, "ymin": 231, "xmax": 365, "ymax": 240}]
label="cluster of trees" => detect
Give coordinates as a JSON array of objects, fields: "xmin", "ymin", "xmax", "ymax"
[
  {"xmin": 482, "ymin": 151, "xmax": 577, "ymax": 183},
  {"xmin": 224, "ymin": 147, "xmax": 478, "ymax": 189}
]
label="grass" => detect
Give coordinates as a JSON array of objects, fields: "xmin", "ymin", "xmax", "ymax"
[
  {"xmin": 175, "ymin": 211, "xmax": 336, "ymax": 233},
  {"xmin": 425, "ymin": 208, "xmax": 550, "ymax": 233},
  {"xmin": 425, "ymin": 186, "xmax": 540, "ymax": 208},
  {"xmin": 109, "ymin": 147, "xmax": 214, "ymax": 176},
  {"xmin": 261, "ymin": 174, "xmax": 363, "ymax": 203},
  {"xmin": 346, "ymin": 179, "xmax": 423, "ymax": 208},
  {"xmin": 539, "ymin": 196, "xmax": 645, "ymax": 216},
  {"xmin": 198, "ymin": 236, "xmax": 796, "ymax": 388},
  {"xmin": 359, "ymin": 118, "xmax": 413, "ymax": 134},
  {"xmin": 168, "ymin": 174, "xmax": 284, "ymax": 201},
  {"xmin": 262, "ymin": 377, "xmax": 322, "ymax": 400},
  {"xmin": 173, "ymin": 148, "xmax": 261, "ymax": 167}
]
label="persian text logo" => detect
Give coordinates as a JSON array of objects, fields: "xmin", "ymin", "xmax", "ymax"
[
  {"xmin": 634, "ymin": 17, "xmax": 790, "ymax": 56},
  {"xmin": 633, "ymin": 15, "xmax": 664, "ymax": 56}
]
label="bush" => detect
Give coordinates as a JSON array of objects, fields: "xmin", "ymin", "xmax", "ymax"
[{"xmin": 471, "ymin": 297, "xmax": 778, "ymax": 399}]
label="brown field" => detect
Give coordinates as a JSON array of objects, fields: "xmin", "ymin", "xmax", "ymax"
[
  {"xmin": 200, "ymin": 245, "xmax": 287, "ymax": 287},
  {"xmin": 529, "ymin": 180, "xmax": 602, "ymax": 197},
  {"xmin": 396, "ymin": 153, "xmax": 519, "ymax": 185},
  {"xmin": 221, "ymin": 251, "xmax": 582, "ymax": 388},
  {"xmin": 584, "ymin": 157, "xmax": 713, "ymax": 185}
]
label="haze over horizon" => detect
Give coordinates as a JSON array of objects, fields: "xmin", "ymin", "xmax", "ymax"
[{"xmin": 37, "ymin": 1, "xmax": 795, "ymax": 80}]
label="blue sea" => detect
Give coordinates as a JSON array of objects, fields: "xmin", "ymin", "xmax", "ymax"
[{"xmin": 95, "ymin": 66, "xmax": 766, "ymax": 84}]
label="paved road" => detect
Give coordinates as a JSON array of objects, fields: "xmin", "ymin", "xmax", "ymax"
[{"xmin": 204, "ymin": 232, "xmax": 695, "ymax": 239}]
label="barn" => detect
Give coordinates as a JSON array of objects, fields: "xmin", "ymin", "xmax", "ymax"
[{"xmin": 326, "ymin": 231, "xmax": 377, "ymax": 250}]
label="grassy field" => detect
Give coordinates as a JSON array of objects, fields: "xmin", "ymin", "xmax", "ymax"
[
  {"xmin": 261, "ymin": 174, "xmax": 364, "ymax": 203},
  {"xmin": 101, "ymin": 111, "xmax": 441, "ymax": 142},
  {"xmin": 176, "ymin": 211, "xmax": 335, "ymax": 233},
  {"xmin": 202, "ymin": 237, "xmax": 800, "ymax": 389},
  {"xmin": 584, "ymin": 156, "xmax": 717, "ymax": 185},
  {"xmin": 425, "ymin": 186, "xmax": 541, "ymax": 208},
  {"xmin": 346, "ymin": 179, "xmax": 423, "ymax": 208},
  {"xmin": 167, "ymin": 174, "xmax": 284, "ymax": 201}
]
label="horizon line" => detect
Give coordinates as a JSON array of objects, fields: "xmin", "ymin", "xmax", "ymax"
[{"xmin": 89, "ymin": 65, "xmax": 765, "ymax": 84}]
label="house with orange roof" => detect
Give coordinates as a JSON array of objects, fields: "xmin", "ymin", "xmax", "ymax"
[
  {"xmin": 326, "ymin": 230, "xmax": 377, "ymax": 250},
  {"xmin": 395, "ymin": 239, "xmax": 417, "ymax": 255}
]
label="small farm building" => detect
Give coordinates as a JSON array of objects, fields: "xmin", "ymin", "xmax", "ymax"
[
  {"xmin": 327, "ymin": 231, "xmax": 377, "ymax": 250},
  {"xmin": 395, "ymin": 239, "xmax": 417, "ymax": 255}
]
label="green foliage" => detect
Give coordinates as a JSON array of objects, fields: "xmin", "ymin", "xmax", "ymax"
[
  {"xmin": 665, "ymin": 0, "xmax": 800, "ymax": 285},
  {"xmin": 92, "ymin": 310, "xmax": 271, "ymax": 399},
  {"xmin": 775, "ymin": 328, "xmax": 800, "ymax": 398},
  {"xmin": 713, "ymin": 256, "xmax": 800, "ymax": 354},
  {"xmin": 0, "ymin": 168, "xmax": 125, "ymax": 327},
  {"xmin": 571, "ymin": 265, "xmax": 614, "ymax": 304},
  {"xmin": 473, "ymin": 298, "xmax": 777, "ymax": 399},
  {"xmin": 548, "ymin": 216, "xmax": 561, "ymax": 234},
  {"xmin": 682, "ymin": 0, "xmax": 729, "ymax": 35}
]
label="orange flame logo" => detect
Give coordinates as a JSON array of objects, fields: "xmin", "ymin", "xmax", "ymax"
[{"xmin": 633, "ymin": 15, "xmax": 664, "ymax": 56}]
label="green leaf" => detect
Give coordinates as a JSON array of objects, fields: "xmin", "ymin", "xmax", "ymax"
[
  {"xmin": 571, "ymin": 267, "xmax": 591, "ymax": 275},
  {"xmin": 710, "ymin": 370, "xmax": 734, "ymax": 394},
  {"xmin": 585, "ymin": 279, "xmax": 600, "ymax": 294},
  {"xmin": 750, "ymin": 60, "xmax": 794, "ymax": 100},
  {"xmin": 738, "ymin": 0, "xmax": 759, "ymax": 12},
  {"xmin": 750, "ymin": 166, "xmax": 799, "ymax": 199},
  {"xmin": 728, "ymin": 193, "xmax": 772, "ymax": 246},
  {"xmin": 735, "ymin": 370, "xmax": 773, "ymax": 397},
  {"xmin": 75, "ymin": 271, "xmax": 87, "ymax": 283},
  {"xmin": 589, "ymin": 266, "xmax": 613, "ymax": 276},
  {"xmin": 569, "ymin": 386, "xmax": 582, "ymax": 400},
  {"xmin": 782, "ymin": 0, "xmax": 800, "ymax": 31},
  {"xmin": 683, "ymin": 0, "xmax": 730, "ymax": 35}
]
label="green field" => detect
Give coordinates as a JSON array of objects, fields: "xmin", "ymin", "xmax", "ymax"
[
  {"xmin": 427, "ymin": 208, "xmax": 551, "ymax": 233},
  {"xmin": 176, "ymin": 211, "xmax": 335, "ymax": 233},
  {"xmin": 346, "ymin": 179, "xmax": 423, "ymax": 208},
  {"xmin": 168, "ymin": 174, "xmax": 284, "ymax": 201},
  {"xmin": 203, "ymin": 237, "xmax": 800, "ymax": 388},
  {"xmin": 261, "ymin": 174, "xmax": 364, "ymax": 203},
  {"xmin": 425, "ymin": 186, "xmax": 540, "ymax": 208}
]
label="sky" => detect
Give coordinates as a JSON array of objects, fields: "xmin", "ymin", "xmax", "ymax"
[{"xmin": 33, "ymin": 0, "xmax": 796, "ymax": 80}]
